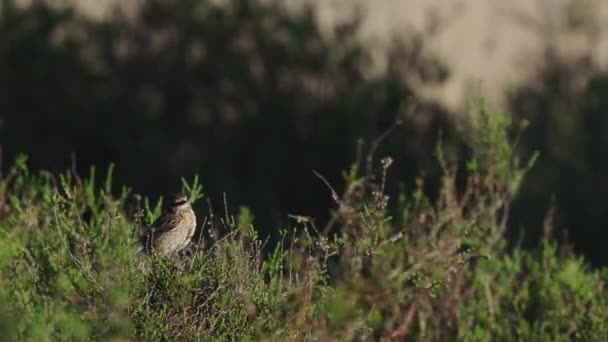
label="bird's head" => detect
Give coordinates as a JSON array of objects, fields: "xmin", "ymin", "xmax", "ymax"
[{"xmin": 167, "ymin": 193, "xmax": 192, "ymax": 211}]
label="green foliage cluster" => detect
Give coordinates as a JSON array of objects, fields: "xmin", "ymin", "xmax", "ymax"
[{"xmin": 0, "ymin": 100, "xmax": 606, "ymax": 340}]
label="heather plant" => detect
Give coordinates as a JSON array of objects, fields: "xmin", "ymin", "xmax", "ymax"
[
  {"xmin": 0, "ymin": 157, "xmax": 297, "ymax": 340},
  {"xmin": 273, "ymin": 98, "xmax": 606, "ymax": 340},
  {"xmin": 0, "ymin": 98, "xmax": 606, "ymax": 341}
]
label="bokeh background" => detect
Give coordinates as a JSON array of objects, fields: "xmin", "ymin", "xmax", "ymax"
[{"xmin": 2, "ymin": 0, "xmax": 608, "ymax": 264}]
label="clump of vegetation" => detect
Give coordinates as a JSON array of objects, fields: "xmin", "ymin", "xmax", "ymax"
[{"xmin": 0, "ymin": 99, "xmax": 606, "ymax": 340}]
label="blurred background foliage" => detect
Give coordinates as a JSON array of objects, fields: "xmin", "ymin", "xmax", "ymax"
[
  {"xmin": 507, "ymin": 0, "xmax": 608, "ymax": 265},
  {"xmin": 1, "ymin": 0, "xmax": 608, "ymax": 265}
]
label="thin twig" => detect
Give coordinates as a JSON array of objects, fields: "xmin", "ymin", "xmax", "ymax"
[
  {"xmin": 71, "ymin": 152, "xmax": 82, "ymax": 187},
  {"xmin": 223, "ymin": 192, "xmax": 230, "ymax": 227},
  {"xmin": 390, "ymin": 290, "xmax": 423, "ymax": 340},
  {"xmin": 365, "ymin": 118, "xmax": 403, "ymax": 178},
  {"xmin": 312, "ymin": 170, "xmax": 341, "ymax": 205}
]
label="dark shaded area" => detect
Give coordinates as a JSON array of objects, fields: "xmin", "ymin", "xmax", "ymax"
[{"xmin": 0, "ymin": 0, "xmax": 453, "ymax": 241}]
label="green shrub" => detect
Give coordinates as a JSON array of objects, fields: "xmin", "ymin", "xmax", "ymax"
[{"xmin": 0, "ymin": 98, "xmax": 606, "ymax": 340}]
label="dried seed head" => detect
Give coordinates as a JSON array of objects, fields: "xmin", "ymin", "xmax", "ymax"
[{"xmin": 381, "ymin": 157, "xmax": 393, "ymax": 169}]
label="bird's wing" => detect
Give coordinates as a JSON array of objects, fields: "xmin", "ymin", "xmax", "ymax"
[{"xmin": 141, "ymin": 210, "xmax": 178, "ymax": 237}]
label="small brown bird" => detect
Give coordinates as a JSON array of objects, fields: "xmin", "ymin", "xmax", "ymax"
[{"xmin": 139, "ymin": 193, "xmax": 197, "ymax": 257}]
